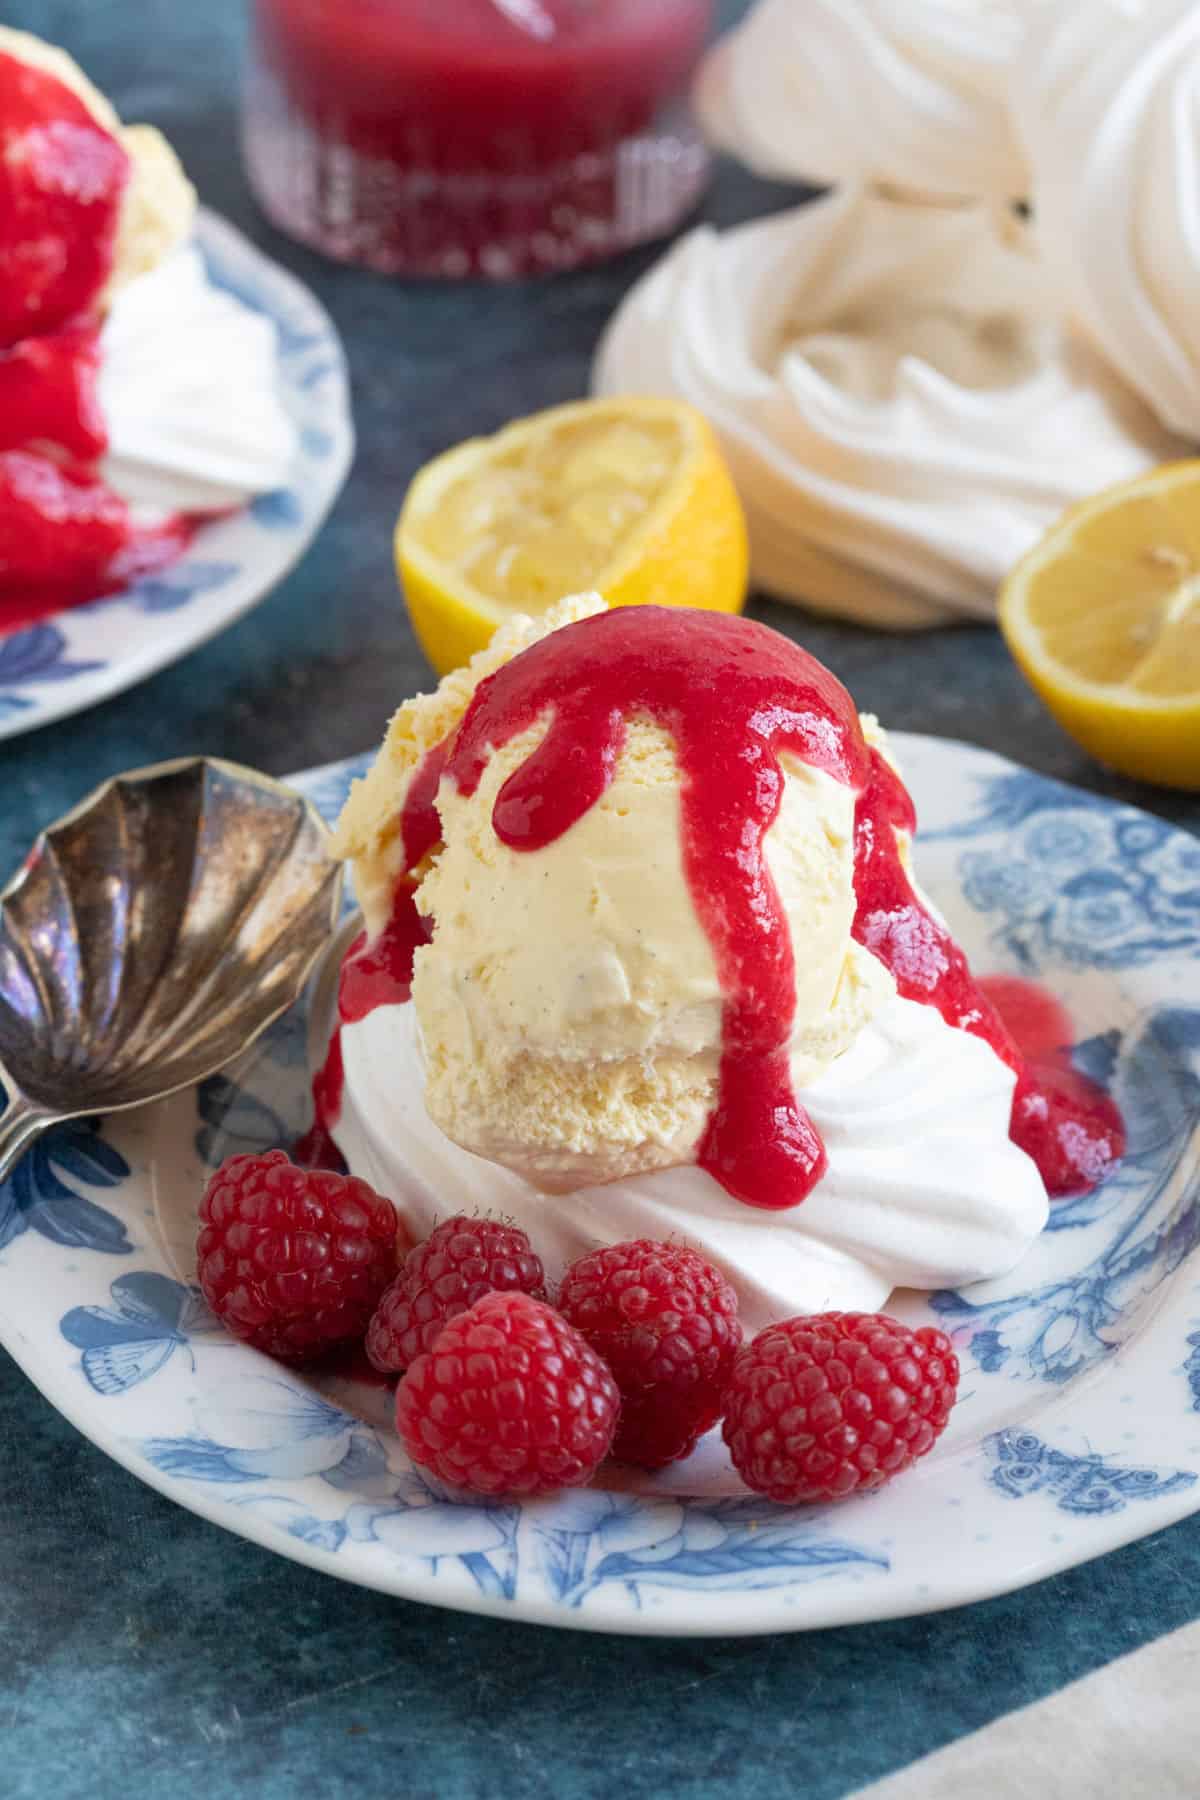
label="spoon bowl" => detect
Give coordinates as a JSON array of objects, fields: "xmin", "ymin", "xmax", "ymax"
[{"xmin": 0, "ymin": 757, "xmax": 343, "ymax": 1180}]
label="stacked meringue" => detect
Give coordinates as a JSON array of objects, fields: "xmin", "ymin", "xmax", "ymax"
[
  {"xmin": 595, "ymin": 0, "xmax": 1199, "ymax": 626},
  {"xmin": 1015, "ymin": 0, "xmax": 1200, "ymax": 443},
  {"xmin": 695, "ymin": 0, "xmax": 1026, "ymax": 202}
]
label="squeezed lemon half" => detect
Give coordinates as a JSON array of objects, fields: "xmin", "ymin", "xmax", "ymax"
[
  {"xmin": 396, "ymin": 396, "xmax": 749, "ymax": 676},
  {"xmin": 999, "ymin": 461, "xmax": 1200, "ymax": 790}
]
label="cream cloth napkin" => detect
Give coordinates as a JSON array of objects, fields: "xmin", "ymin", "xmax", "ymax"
[{"xmin": 851, "ymin": 1619, "xmax": 1200, "ymax": 1800}]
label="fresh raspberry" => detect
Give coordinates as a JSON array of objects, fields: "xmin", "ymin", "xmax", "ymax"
[
  {"xmin": 197, "ymin": 1150, "xmax": 399, "ymax": 1362},
  {"xmin": 722, "ymin": 1312, "xmax": 959, "ymax": 1504},
  {"xmin": 558, "ymin": 1239, "xmax": 742, "ymax": 1468},
  {"xmin": 395, "ymin": 1292, "xmax": 619, "ymax": 1496},
  {"xmin": 366, "ymin": 1214, "xmax": 547, "ymax": 1374}
]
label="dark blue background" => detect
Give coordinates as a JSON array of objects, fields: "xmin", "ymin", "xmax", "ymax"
[{"xmin": 2, "ymin": 5, "xmax": 1198, "ymax": 1796}]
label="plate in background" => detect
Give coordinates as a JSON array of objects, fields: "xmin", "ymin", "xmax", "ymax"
[{"xmin": 0, "ymin": 209, "xmax": 353, "ymax": 739}]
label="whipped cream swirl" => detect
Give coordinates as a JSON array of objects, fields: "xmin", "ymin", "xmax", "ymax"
[
  {"xmin": 594, "ymin": 188, "xmax": 1182, "ymax": 626},
  {"xmin": 99, "ymin": 245, "xmax": 298, "ymax": 514},
  {"xmin": 695, "ymin": 0, "xmax": 1027, "ymax": 202},
  {"xmin": 1012, "ymin": 0, "xmax": 1200, "ymax": 441},
  {"xmin": 332, "ymin": 989, "xmax": 1048, "ymax": 1333}
]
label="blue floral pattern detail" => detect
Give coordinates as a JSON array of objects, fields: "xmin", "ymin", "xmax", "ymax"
[
  {"xmin": 60, "ymin": 1272, "xmax": 220, "ymax": 1395},
  {"xmin": 141, "ymin": 1379, "xmax": 357, "ymax": 1484},
  {"xmin": 195, "ymin": 1071, "xmax": 294, "ymax": 1167},
  {"xmin": 952, "ymin": 772, "xmax": 1200, "ymax": 970},
  {"xmin": 932, "ymin": 1007, "xmax": 1200, "ymax": 1383},
  {"xmin": 138, "ymin": 1387, "xmax": 525, "ymax": 1599},
  {"xmin": 249, "ymin": 491, "xmax": 303, "ymax": 530},
  {"xmin": 340, "ymin": 1485, "xmax": 520, "ymax": 1602},
  {"xmin": 125, "ymin": 561, "xmax": 242, "ymax": 615},
  {"xmin": 0, "ymin": 1119, "xmax": 131, "ymax": 1256},
  {"xmin": 1185, "ymin": 1333, "xmax": 1200, "ymax": 1412},
  {"xmin": 134, "ymin": 1384, "xmax": 887, "ymax": 1608},
  {"xmin": 530, "ymin": 1492, "xmax": 887, "ymax": 1609},
  {"xmin": 0, "ymin": 623, "xmax": 103, "ymax": 710},
  {"xmin": 986, "ymin": 1429, "xmax": 1196, "ymax": 1515}
]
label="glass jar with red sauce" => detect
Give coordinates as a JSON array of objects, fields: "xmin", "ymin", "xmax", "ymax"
[{"xmin": 242, "ymin": 0, "xmax": 714, "ymax": 279}]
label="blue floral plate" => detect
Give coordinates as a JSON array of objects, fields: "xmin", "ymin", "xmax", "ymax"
[
  {"xmin": 0, "ymin": 209, "xmax": 353, "ymax": 740},
  {"xmin": 1, "ymin": 738, "xmax": 1198, "ymax": 1635}
]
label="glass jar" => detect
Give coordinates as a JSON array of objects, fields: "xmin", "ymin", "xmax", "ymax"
[{"xmin": 243, "ymin": 0, "xmax": 714, "ymax": 279}]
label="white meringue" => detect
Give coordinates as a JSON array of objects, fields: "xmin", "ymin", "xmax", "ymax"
[
  {"xmin": 1012, "ymin": 0, "xmax": 1200, "ymax": 441},
  {"xmin": 331, "ymin": 990, "xmax": 1049, "ymax": 1333},
  {"xmin": 98, "ymin": 247, "xmax": 298, "ymax": 514},
  {"xmin": 594, "ymin": 188, "xmax": 1182, "ymax": 626},
  {"xmin": 695, "ymin": 0, "xmax": 1028, "ymax": 203}
]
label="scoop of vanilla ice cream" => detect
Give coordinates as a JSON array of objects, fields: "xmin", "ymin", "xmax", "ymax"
[
  {"xmin": 333, "ymin": 596, "xmax": 892, "ymax": 1192},
  {"xmin": 331, "ymin": 598, "xmax": 606, "ymax": 935},
  {"xmin": 0, "ymin": 27, "xmax": 195, "ymax": 297},
  {"xmin": 412, "ymin": 707, "xmax": 888, "ymax": 1190}
]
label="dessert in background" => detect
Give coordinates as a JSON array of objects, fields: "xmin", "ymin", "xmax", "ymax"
[
  {"xmin": 243, "ymin": 0, "xmax": 713, "ymax": 279},
  {"xmin": 594, "ymin": 192, "xmax": 1181, "ymax": 628},
  {"xmin": 0, "ymin": 28, "xmax": 297, "ymax": 627},
  {"xmin": 394, "ymin": 396, "xmax": 747, "ymax": 675},
  {"xmin": 1012, "ymin": 0, "xmax": 1200, "ymax": 441},
  {"xmin": 320, "ymin": 597, "xmax": 1125, "ymax": 1331}
]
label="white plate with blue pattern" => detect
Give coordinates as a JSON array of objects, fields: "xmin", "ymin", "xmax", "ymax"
[
  {"xmin": 0, "ymin": 209, "xmax": 353, "ymax": 740},
  {"xmin": 1, "ymin": 738, "xmax": 1198, "ymax": 1635}
]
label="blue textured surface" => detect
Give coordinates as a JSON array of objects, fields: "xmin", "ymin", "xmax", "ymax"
[{"xmin": 2, "ymin": 3, "xmax": 1199, "ymax": 1797}]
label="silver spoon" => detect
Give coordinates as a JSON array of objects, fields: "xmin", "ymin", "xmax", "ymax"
[{"xmin": 0, "ymin": 756, "xmax": 343, "ymax": 1183}]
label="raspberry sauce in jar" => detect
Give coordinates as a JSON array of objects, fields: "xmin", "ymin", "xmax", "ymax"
[{"xmin": 242, "ymin": 0, "xmax": 713, "ymax": 278}]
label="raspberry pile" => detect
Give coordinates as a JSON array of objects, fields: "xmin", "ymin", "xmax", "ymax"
[{"xmin": 198, "ymin": 1154, "xmax": 959, "ymax": 1502}]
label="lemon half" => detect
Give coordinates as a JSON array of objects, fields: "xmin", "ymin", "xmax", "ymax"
[
  {"xmin": 397, "ymin": 396, "xmax": 749, "ymax": 677},
  {"xmin": 999, "ymin": 461, "xmax": 1200, "ymax": 790}
]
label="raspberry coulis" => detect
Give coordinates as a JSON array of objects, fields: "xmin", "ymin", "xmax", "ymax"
[
  {"xmin": 0, "ymin": 451, "xmax": 192, "ymax": 629},
  {"xmin": 315, "ymin": 608, "xmax": 1124, "ymax": 1209},
  {"xmin": 0, "ymin": 330, "xmax": 107, "ymax": 459},
  {"xmin": 295, "ymin": 900, "xmax": 431, "ymax": 1169},
  {"xmin": 0, "ymin": 50, "xmax": 129, "ymax": 345},
  {"xmin": 0, "ymin": 50, "xmax": 191, "ymax": 625},
  {"xmin": 980, "ymin": 975, "xmax": 1125, "ymax": 1198}
]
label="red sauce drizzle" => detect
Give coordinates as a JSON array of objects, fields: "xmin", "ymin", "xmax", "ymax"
[
  {"xmin": 0, "ymin": 50, "xmax": 130, "ymax": 345},
  {"xmin": 303, "ymin": 791, "xmax": 436, "ymax": 1139},
  {"xmin": 313, "ymin": 608, "xmax": 1125, "ymax": 1207},
  {"xmin": 0, "ymin": 329, "xmax": 107, "ymax": 459},
  {"xmin": 852, "ymin": 753, "xmax": 1009, "ymax": 1047},
  {"xmin": 0, "ymin": 451, "xmax": 193, "ymax": 630},
  {"xmin": 980, "ymin": 975, "xmax": 1126, "ymax": 1198},
  {"xmin": 0, "ymin": 51, "xmax": 194, "ymax": 623}
]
